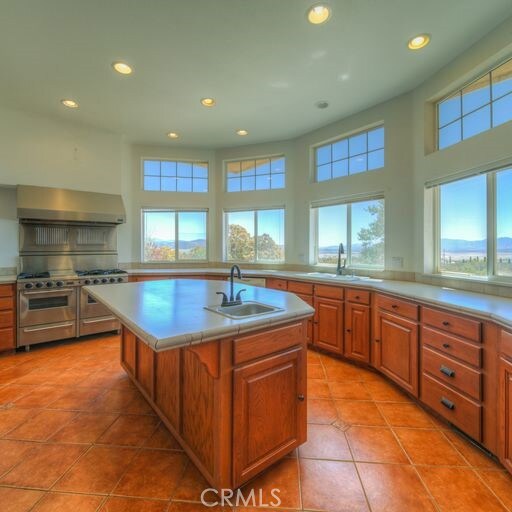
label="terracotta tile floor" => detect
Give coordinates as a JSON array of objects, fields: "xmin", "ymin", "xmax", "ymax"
[{"xmin": 0, "ymin": 334, "xmax": 510, "ymax": 511}]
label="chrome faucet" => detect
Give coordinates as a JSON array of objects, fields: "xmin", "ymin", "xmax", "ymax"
[
  {"xmin": 216, "ymin": 265, "xmax": 246, "ymax": 307},
  {"xmin": 336, "ymin": 243, "xmax": 347, "ymax": 276}
]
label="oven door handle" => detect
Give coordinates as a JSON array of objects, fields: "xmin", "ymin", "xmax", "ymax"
[
  {"xmin": 82, "ymin": 316, "xmax": 117, "ymax": 324},
  {"xmin": 23, "ymin": 289, "xmax": 75, "ymax": 295},
  {"xmin": 23, "ymin": 322, "xmax": 75, "ymax": 332}
]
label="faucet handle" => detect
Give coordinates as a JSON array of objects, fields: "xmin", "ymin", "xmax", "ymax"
[
  {"xmin": 235, "ymin": 289, "xmax": 247, "ymax": 303},
  {"xmin": 216, "ymin": 292, "xmax": 229, "ymax": 306}
]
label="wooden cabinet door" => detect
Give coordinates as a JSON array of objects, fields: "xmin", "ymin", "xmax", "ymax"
[
  {"xmin": 499, "ymin": 356, "xmax": 512, "ymax": 474},
  {"xmin": 313, "ymin": 297, "xmax": 343, "ymax": 354},
  {"xmin": 121, "ymin": 329, "xmax": 136, "ymax": 376},
  {"xmin": 233, "ymin": 348, "xmax": 306, "ymax": 487},
  {"xmin": 296, "ymin": 294, "xmax": 314, "ymax": 344},
  {"xmin": 375, "ymin": 311, "xmax": 418, "ymax": 396},
  {"xmin": 344, "ymin": 302, "xmax": 370, "ymax": 363}
]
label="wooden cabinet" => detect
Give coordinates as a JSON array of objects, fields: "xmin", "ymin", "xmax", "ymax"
[
  {"xmin": 499, "ymin": 355, "xmax": 512, "ymax": 473},
  {"xmin": 233, "ymin": 347, "xmax": 306, "ymax": 487},
  {"xmin": 266, "ymin": 278, "xmax": 287, "ymax": 290},
  {"xmin": 313, "ymin": 296, "xmax": 344, "ymax": 354},
  {"xmin": 344, "ymin": 302, "xmax": 370, "ymax": 363},
  {"xmin": 0, "ymin": 284, "xmax": 16, "ymax": 352},
  {"xmin": 374, "ymin": 309, "xmax": 419, "ymax": 397}
]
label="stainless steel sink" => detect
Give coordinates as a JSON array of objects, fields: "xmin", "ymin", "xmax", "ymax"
[
  {"xmin": 299, "ymin": 272, "xmax": 360, "ymax": 281},
  {"xmin": 205, "ymin": 301, "xmax": 284, "ymax": 319}
]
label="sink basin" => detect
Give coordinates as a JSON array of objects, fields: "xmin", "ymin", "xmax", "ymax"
[
  {"xmin": 299, "ymin": 272, "xmax": 360, "ymax": 281},
  {"xmin": 205, "ymin": 301, "xmax": 284, "ymax": 319}
]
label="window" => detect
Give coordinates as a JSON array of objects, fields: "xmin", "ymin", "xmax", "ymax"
[
  {"xmin": 224, "ymin": 208, "xmax": 285, "ymax": 262},
  {"xmin": 315, "ymin": 126, "xmax": 384, "ymax": 182},
  {"xmin": 437, "ymin": 57, "xmax": 512, "ymax": 150},
  {"xmin": 143, "ymin": 159, "xmax": 208, "ymax": 192},
  {"xmin": 313, "ymin": 198, "xmax": 384, "ymax": 268},
  {"xmin": 226, "ymin": 156, "xmax": 285, "ymax": 192},
  {"xmin": 434, "ymin": 165, "xmax": 512, "ymax": 278},
  {"xmin": 142, "ymin": 209, "xmax": 207, "ymax": 262}
]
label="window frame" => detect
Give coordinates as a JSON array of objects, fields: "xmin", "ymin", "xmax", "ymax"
[
  {"xmin": 223, "ymin": 206, "xmax": 286, "ymax": 263},
  {"xmin": 432, "ymin": 163, "xmax": 512, "ymax": 282},
  {"xmin": 312, "ymin": 124, "xmax": 385, "ymax": 183},
  {"xmin": 141, "ymin": 157, "xmax": 209, "ymax": 193},
  {"xmin": 436, "ymin": 55, "xmax": 512, "ymax": 150},
  {"xmin": 141, "ymin": 207, "xmax": 209, "ymax": 263},
  {"xmin": 311, "ymin": 195, "xmax": 385, "ymax": 269},
  {"xmin": 224, "ymin": 154, "xmax": 286, "ymax": 193}
]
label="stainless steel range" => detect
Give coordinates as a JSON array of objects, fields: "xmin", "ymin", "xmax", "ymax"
[
  {"xmin": 15, "ymin": 184, "xmax": 127, "ymax": 350},
  {"xmin": 17, "ymin": 269, "xmax": 128, "ymax": 349}
]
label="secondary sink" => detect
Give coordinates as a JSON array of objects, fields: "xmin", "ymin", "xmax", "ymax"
[
  {"xmin": 300, "ymin": 272, "xmax": 360, "ymax": 281},
  {"xmin": 205, "ymin": 301, "xmax": 284, "ymax": 319}
]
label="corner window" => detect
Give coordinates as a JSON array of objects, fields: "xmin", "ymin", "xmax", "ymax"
[
  {"xmin": 142, "ymin": 209, "xmax": 207, "ymax": 262},
  {"xmin": 313, "ymin": 198, "xmax": 385, "ymax": 268},
  {"xmin": 226, "ymin": 156, "xmax": 285, "ymax": 192},
  {"xmin": 437, "ymin": 57, "xmax": 512, "ymax": 150},
  {"xmin": 315, "ymin": 126, "xmax": 384, "ymax": 182},
  {"xmin": 433, "ymin": 165, "xmax": 512, "ymax": 278},
  {"xmin": 224, "ymin": 208, "xmax": 285, "ymax": 263},
  {"xmin": 143, "ymin": 159, "xmax": 208, "ymax": 192}
]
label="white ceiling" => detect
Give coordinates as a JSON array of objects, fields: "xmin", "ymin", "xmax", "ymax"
[{"xmin": 1, "ymin": 0, "xmax": 512, "ymax": 148}]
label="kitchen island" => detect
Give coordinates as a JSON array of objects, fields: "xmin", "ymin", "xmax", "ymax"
[{"xmin": 85, "ymin": 279, "xmax": 314, "ymax": 489}]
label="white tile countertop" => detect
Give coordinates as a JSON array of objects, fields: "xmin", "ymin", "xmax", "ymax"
[
  {"xmin": 0, "ymin": 275, "xmax": 17, "ymax": 284},
  {"xmin": 126, "ymin": 268, "xmax": 512, "ymax": 329},
  {"xmin": 84, "ymin": 279, "xmax": 315, "ymax": 351}
]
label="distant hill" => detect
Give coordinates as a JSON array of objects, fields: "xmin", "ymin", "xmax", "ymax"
[
  {"xmin": 441, "ymin": 237, "xmax": 512, "ymax": 252},
  {"xmin": 151, "ymin": 239, "xmax": 206, "ymax": 249}
]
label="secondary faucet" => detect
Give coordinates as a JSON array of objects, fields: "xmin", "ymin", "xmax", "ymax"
[
  {"xmin": 336, "ymin": 243, "xmax": 347, "ymax": 276},
  {"xmin": 216, "ymin": 265, "xmax": 246, "ymax": 307}
]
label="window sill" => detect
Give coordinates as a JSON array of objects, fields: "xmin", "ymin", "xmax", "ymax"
[{"xmin": 422, "ymin": 272, "xmax": 512, "ymax": 287}]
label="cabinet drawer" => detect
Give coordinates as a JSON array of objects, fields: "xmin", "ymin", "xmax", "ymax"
[
  {"xmin": 0, "ymin": 285, "xmax": 14, "ymax": 298},
  {"xmin": 233, "ymin": 322, "xmax": 304, "ymax": 365},
  {"xmin": 422, "ymin": 307, "xmax": 481, "ymax": 342},
  {"xmin": 315, "ymin": 285, "xmax": 344, "ymax": 300},
  {"xmin": 422, "ymin": 326, "xmax": 482, "ymax": 368},
  {"xmin": 287, "ymin": 281, "xmax": 313, "ymax": 295},
  {"xmin": 0, "ymin": 327, "xmax": 15, "ymax": 351},
  {"xmin": 421, "ymin": 373, "xmax": 482, "ymax": 441},
  {"xmin": 0, "ymin": 310, "xmax": 13, "ymax": 329},
  {"xmin": 376, "ymin": 294, "xmax": 419, "ymax": 321},
  {"xmin": 422, "ymin": 346, "xmax": 482, "ymax": 401},
  {"xmin": 266, "ymin": 278, "xmax": 288, "ymax": 291},
  {"xmin": 0, "ymin": 297, "xmax": 14, "ymax": 311},
  {"xmin": 346, "ymin": 289, "xmax": 370, "ymax": 305},
  {"xmin": 501, "ymin": 330, "xmax": 512, "ymax": 361}
]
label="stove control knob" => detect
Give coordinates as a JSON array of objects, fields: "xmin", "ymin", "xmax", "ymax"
[
  {"xmin": 46, "ymin": 282, "xmax": 54, "ymax": 288},
  {"xmin": 93, "ymin": 279, "xmax": 100, "ymax": 284},
  {"xmin": 117, "ymin": 277, "xmax": 124, "ymax": 283},
  {"xmin": 109, "ymin": 278, "xmax": 116, "ymax": 283},
  {"xmin": 84, "ymin": 279, "xmax": 91, "ymax": 285},
  {"xmin": 56, "ymin": 281, "xmax": 64, "ymax": 287},
  {"xmin": 101, "ymin": 278, "xmax": 108, "ymax": 283},
  {"xmin": 25, "ymin": 283, "xmax": 33, "ymax": 289},
  {"xmin": 35, "ymin": 282, "xmax": 44, "ymax": 288}
]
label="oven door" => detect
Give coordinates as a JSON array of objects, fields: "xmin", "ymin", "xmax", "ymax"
[
  {"xmin": 19, "ymin": 288, "xmax": 77, "ymax": 327},
  {"xmin": 80, "ymin": 286, "xmax": 112, "ymax": 319}
]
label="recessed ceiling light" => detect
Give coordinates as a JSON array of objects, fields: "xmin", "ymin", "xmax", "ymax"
[
  {"xmin": 61, "ymin": 99, "xmax": 78, "ymax": 108},
  {"xmin": 167, "ymin": 132, "xmax": 179, "ymax": 139},
  {"xmin": 307, "ymin": 4, "xmax": 331, "ymax": 25},
  {"xmin": 407, "ymin": 33, "xmax": 431, "ymax": 50},
  {"xmin": 236, "ymin": 129, "xmax": 248, "ymax": 136},
  {"xmin": 315, "ymin": 100, "xmax": 329, "ymax": 109},
  {"xmin": 112, "ymin": 61, "xmax": 133, "ymax": 75},
  {"xmin": 200, "ymin": 98, "xmax": 216, "ymax": 107}
]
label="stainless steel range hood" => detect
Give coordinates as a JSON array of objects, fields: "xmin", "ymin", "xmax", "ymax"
[{"xmin": 17, "ymin": 185, "xmax": 126, "ymax": 224}]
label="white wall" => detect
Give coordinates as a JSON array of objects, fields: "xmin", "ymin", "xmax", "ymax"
[{"xmin": 0, "ymin": 187, "xmax": 18, "ymax": 269}]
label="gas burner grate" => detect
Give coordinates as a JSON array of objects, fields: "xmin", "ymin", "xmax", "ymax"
[{"xmin": 18, "ymin": 272, "xmax": 50, "ymax": 279}]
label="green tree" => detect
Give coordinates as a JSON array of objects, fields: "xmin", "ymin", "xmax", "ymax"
[
  {"xmin": 227, "ymin": 224, "xmax": 255, "ymax": 261},
  {"xmin": 356, "ymin": 201, "xmax": 384, "ymax": 265},
  {"xmin": 256, "ymin": 232, "xmax": 284, "ymax": 261}
]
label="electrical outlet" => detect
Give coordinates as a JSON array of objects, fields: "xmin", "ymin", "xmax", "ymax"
[{"xmin": 392, "ymin": 256, "xmax": 404, "ymax": 269}]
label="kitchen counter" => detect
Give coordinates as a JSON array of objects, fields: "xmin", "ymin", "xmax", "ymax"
[
  {"xmin": 0, "ymin": 275, "xmax": 17, "ymax": 284},
  {"xmin": 126, "ymin": 268, "xmax": 512, "ymax": 329},
  {"xmin": 85, "ymin": 278, "xmax": 314, "ymax": 351}
]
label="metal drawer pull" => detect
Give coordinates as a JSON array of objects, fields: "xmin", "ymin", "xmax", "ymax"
[
  {"xmin": 442, "ymin": 321, "xmax": 450, "ymax": 326},
  {"xmin": 346, "ymin": 328, "xmax": 351, "ymax": 333},
  {"xmin": 440, "ymin": 397, "xmax": 455, "ymax": 410},
  {"xmin": 440, "ymin": 365, "xmax": 455, "ymax": 378},
  {"xmin": 391, "ymin": 304, "xmax": 398, "ymax": 309},
  {"xmin": 442, "ymin": 343, "xmax": 451, "ymax": 349},
  {"xmin": 298, "ymin": 394, "xmax": 305, "ymax": 402},
  {"xmin": 83, "ymin": 317, "xmax": 116, "ymax": 324},
  {"xmin": 355, "ymin": 295, "xmax": 360, "ymax": 300},
  {"xmin": 24, "ymin": 323, "xmax": 74, "ymax": 332}
]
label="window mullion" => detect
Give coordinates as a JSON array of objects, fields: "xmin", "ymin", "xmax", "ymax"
[
  {"xmin": 347, "ymin": 205, "xmax": 352, "ymax": 266},
  {"xmin": 174, "ymin": 211, "xmax": 179, "ymax": 262},
  {"xmin": 433, "ymin": 187, "xmax": 440, "ymax": 274},
  {"xmin": 487, "ymin": 172, "xmax": 496, "ymax": 277},
  {"xmin": 254, "ymin": 211, "xmax": 258, "ymax": 263}
]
